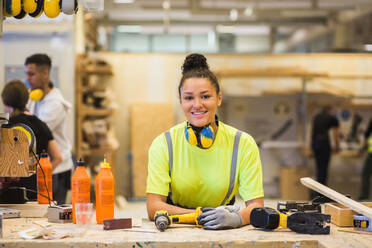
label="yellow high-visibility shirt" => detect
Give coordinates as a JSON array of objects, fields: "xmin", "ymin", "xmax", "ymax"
[{"xmin": 146, "ymin": 121, "xmax": 264, "ymax": 208}]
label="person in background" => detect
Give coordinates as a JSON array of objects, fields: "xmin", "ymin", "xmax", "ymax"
[
  {"xmin": 1, "ymin": 80, "xmax": 62, "ymax": 200},
  {"xmin": 311, "ymin": 105, "xmax": 340, "ymax": 188},
  {"xmin": 25, "ymin": 53, "xmax": 73, "ymax": 204},
  {"xmin": 359, "ymin": 118, "xmax": 372, "ymax": 200},
  {"xmin": 146, "ymin": 53, "xmax": 264, "ymax": 230}
]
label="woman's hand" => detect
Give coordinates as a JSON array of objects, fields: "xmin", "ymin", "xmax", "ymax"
[{"xmin": 197, "ymin": 205, "xmax": 242, "ymax": 230}]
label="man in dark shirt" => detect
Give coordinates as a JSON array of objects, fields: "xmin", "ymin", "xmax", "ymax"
[
  {"xmin": 360, "ymin": 119, "xmax": 372, "ymax": 200},
  {"xmin": 311, "ymin": 105, "xmax": 340, "ymax": 186}
]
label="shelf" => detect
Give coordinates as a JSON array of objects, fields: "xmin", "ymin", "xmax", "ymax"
[
  {"xmin": 81, "ymin": 147, "xmax": 116, "ymax": 156},
  {"xmin": 81, "ymin": 107, "xmax": 114, "ymax": 117},
  {"xmin": 83, "ymin": 65, "xmax": 113, "ymax": 75}
]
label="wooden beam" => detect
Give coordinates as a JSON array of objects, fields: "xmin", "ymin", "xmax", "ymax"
[
  {"xmin": 300, "ymin": 177, "xmax": 372, "ymax": 219},
  {"xmin": 215, "ymin": 68, "xmax": 329, "ymax": 78}
]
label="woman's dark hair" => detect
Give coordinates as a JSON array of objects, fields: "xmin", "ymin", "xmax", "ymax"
[
  {"xmin": 178, "ymin": 53, "xmax": 220, "ymax": 96},
  {"xmin": 2, "ymin": 80, "xmax": 29, "ymax": 112}
]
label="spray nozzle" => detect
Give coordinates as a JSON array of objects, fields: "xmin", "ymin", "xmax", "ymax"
[{"xmin": 101, "ymin": 158, "xmax": 110, "ymax": 168}]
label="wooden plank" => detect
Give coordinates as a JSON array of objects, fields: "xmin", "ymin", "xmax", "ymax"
[
  {"xmin": 300, "ymin": 177, "xmax": 372, "ymax": 219},
  {"xmin": 325, "ymin": 202, "xmax": 372, "ymax": 227},
  {"xmin": 0, "ymin": 128, "xmax": 29, "ymax": 177},
  {"xmin": 0, "ymin": 202, "xmax": 48, "ymax": 218},
  {"xmin": 130, "ymin": 103, "xmax": 174, "ymax": 198}
]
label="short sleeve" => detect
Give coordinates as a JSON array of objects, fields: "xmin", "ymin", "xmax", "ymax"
[
  {"xmin": 238, "ymin": 134, "xmax": 264, "ymax": 201},
  {"xmin": 39, "ymin": 120, "xmax": 54, "ymax": 141},
  {"xmin": 146, "ymin": 134, "xmax": 171, "ymax": 196}
]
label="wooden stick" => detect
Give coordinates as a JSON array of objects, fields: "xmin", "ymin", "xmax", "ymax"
[
  {"xmin": 300, "ymin": 177, "xmax": 372, "ymax": 219},
  {"xmin": 338, "ymin": 229, "xmax": 372, "ymax": 235}
]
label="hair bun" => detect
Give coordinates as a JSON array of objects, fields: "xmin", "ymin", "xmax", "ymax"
[{"xmin": 182, "ymin": 53, "xmax": 209, "ymax": 74}]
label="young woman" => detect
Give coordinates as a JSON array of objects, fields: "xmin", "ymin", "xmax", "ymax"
[
  {"xmin": 1, "ymin": 80, "xmax": 62, "ymax": 200},
  {"xmin": 146, "ymin": 54, "xmax": 264, "ymax": 230}
]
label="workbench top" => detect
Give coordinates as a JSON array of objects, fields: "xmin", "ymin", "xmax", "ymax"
[{"xmin": 1, "ymin": 218, "xmax": 371, "ymax": 248}]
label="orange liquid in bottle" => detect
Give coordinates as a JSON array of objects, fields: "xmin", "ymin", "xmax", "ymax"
[
  {"xmin": 96, "ymin": 159, "xmax": 114, "ymax": 224},
  {"xmin": 71, "ymin": 159, "xmax": 90, "ymax": 224},
  {"xmin": 37, "ymin": 153, "xmax": 53, "ymax": 204}
]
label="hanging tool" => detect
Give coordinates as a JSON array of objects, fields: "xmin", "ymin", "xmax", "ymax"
[
  {"xmin": 154, "ymin": 207, "xmax": 202, "ymax": 231},
  {"xmin": 277, "ymin": 200, "xmax": 321, "ymax": 213},
  {"xmin": 250, "ymin": 207, "xmax": 330, "ymax": 234},
  {"xmin": 354, "ymin": 215, "xmax": 372, "ymax": 232}
]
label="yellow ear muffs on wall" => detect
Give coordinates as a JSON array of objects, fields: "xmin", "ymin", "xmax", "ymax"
[
  {"xmin": 24, "ymin": 0, "xmax": 44, "ymax": 18},
  {"xmin": 44, "ymin": 0, "xmax": 60, "ymax": 18},
  {"xmin": 3, "ymin": 0, "xmax": 12, "ymax": 17},
  {"xmin": 14, "ymin": 8, "xmax": 27, "ymax": 19},
  {"xmin": 4, "ymin": 0, "xmax": 22, "ymax": 16},
  {"xmin": 61, "ymin": 0, "xmax": 77, "ymax": 15}
]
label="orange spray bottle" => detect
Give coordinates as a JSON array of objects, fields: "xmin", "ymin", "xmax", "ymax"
[
  {"xmin": 37, "ymin": 152, "xmax": 53, "ymax": 204},
  {"xmin": 71, "ymin": 159, "xmax": 90, "ymax": 224},
  {"xmin": 96, "ymin": 158, "xmax": 114, "ymax": 224}
]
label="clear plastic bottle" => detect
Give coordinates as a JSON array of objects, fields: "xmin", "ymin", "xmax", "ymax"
[
  {"xmin": 37, "ymin": 152, "xmax": 53, "ymax": 204},
  {"xmin": 96, "ymin": 158, "xmax": 114, "ymax": 224},
  {"xmin": 71, "ymin": 159, "xmax": 90, "ymax": 224}
]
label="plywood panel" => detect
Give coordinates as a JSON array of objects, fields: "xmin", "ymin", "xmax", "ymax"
[{"xmin": 131, "ymin": 103, "xmax": 174, "ymax": 198}]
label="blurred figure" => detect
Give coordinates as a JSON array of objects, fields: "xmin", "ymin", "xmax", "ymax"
[
  {"xmin": 25, "ymin": 53, "xmax": 73, "ymax": 204},
  {"xmin": 1, "ymin": 80, "xmax": 62, "ymax": 200},
  {"xmin": 359, "ymin": 118, "xmax": 372, "ymax": 200},
  {"xmin": 311, "ymin": 105, "xmax": 340, "ymax": 187}
]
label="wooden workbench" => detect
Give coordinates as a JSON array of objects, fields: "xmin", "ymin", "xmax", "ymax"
[{"xmin": 1, "ymin": 218, "xmax": 371, "ymax": 248}]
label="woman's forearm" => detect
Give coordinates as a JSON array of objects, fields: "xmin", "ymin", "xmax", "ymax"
[{"xmin": 239, "ymin": 197, "xmax": 264, "ymax": 226}]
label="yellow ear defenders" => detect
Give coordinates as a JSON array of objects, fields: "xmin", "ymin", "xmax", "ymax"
[
  {"xmin": 29, "ymin": 89, "xmax": 44, "ymax": 101},
  {"xmin": 4, "ymin": 0, "xmax": 22, "ymax": 17},
  {"xmin": 44, "ymin": 0, "xmax": 60, "ymax": 18},
  {"xmin": 61, "ymin": 0, "xmax": 78, "ymax": 15},
  {"xmin": 24, "ymin": 0, "xmax": 44, "ymax": 18},
  {"xmin": 184, "ymin": 116, "xmax": 218, "ymax": 149}
]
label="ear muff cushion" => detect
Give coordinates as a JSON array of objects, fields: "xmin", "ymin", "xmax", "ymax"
[
  {"xmin": 5, "ymin": 0, "xmax": 22, "ymax": 16},
  {"xmin": 44, "ymin": 0, "xmax": 60, "ymax": 18},
  {"xmin": 61, "ymin": 0, "xmax": 77, "ymax": 15},
  {"xmin": 200, "ymin": 126, "xmax": 214, "ymax": 148},
  {"xmin": 185, "ymin": 126, "xmax": 198, "ymax": 146},
  {"xmin": 14, "ymin": 8, "xmax": 27, "ymax": 19},
  {"xmin": 3, "ymin": 0, "xmax": 12, "ymax": 17},
  {"xmin": 23, "ymin": 0, "xmax": 37, "ymax": 13},
  {"xmin": 28, "ymin": 0, "xmax": 43, "ymax": 17}
]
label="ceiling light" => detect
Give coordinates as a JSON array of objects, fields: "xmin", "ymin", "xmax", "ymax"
[
  {"xmin": 114, "ymin": 0, "xmax": 134, "ymax": 3},
  {"xmin": 230, "ymin": 9, "xmax": 238, "ymax": 21},
  {"xmin": 162, "ymin": 1, "xmax": 170, "ymax": 10}
]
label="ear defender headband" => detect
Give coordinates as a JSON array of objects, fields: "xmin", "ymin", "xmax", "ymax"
[
  {"xmin": 184, "ymin": 116, "xmax": 218, "ymax": 149},
  {"xmin": 4, "ymin": 0, "xmax": 22, "ymax": 17}
]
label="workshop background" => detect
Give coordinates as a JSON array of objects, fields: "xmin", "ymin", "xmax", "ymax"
[{"xmin": 1, "ymin": 0, "xmax": 372, "ymax": 203}]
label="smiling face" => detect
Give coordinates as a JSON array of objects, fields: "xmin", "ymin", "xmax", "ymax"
[{"xmin": 180, "ymin": 77, "xmax": 222, "ymax": 128}]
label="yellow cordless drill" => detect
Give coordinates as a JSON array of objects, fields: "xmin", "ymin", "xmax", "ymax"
[{"xmin": 154, "ymin": 207, "xmax": 202, "ymax": 231}]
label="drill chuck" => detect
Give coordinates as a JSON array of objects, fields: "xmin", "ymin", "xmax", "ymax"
[{"xmin": 154, "ymin": 213, "xmax": 171, "ymax": 231}]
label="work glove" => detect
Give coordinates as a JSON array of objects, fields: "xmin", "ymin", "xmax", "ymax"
[{"xmin": 197, "ymin": 205, "xmax": 242, "ymax": 230}]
